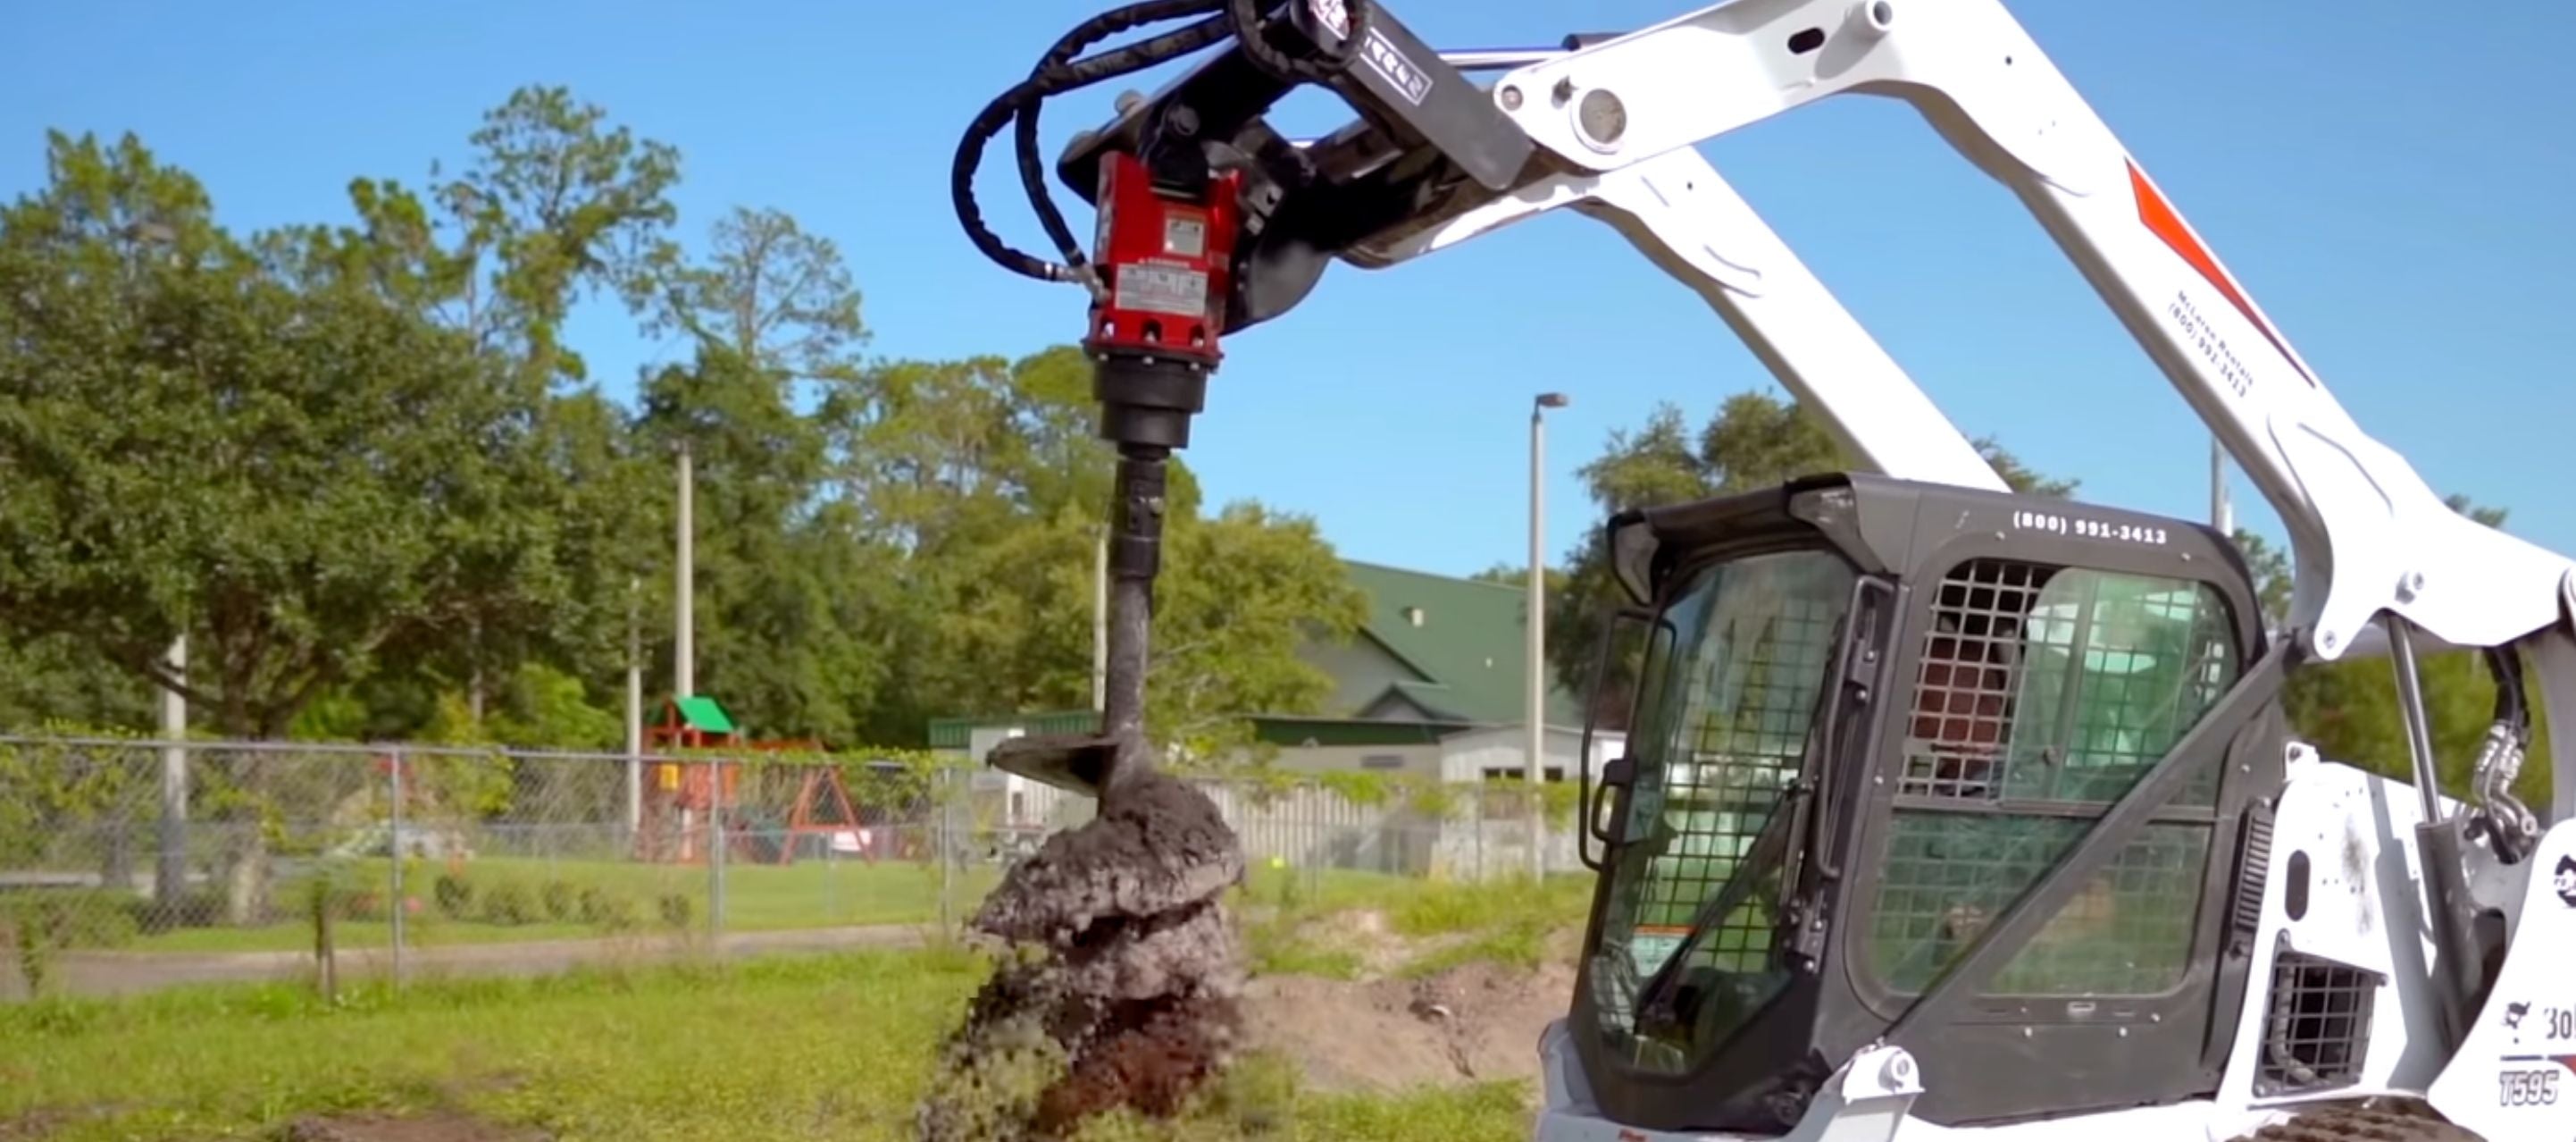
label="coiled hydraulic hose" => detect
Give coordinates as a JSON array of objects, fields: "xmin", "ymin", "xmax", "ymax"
[{"xmin": 950, "ymin": 0, "xmax": 1371, "ymax": 286}]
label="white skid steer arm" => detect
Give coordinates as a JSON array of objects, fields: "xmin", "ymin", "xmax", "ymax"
[{"xmin": 1350, "ymin": 0, "xmax": 2576, "ymax": 823}]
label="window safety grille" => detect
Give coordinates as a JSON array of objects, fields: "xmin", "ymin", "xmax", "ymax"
[
  {"xmin": 1585, "ymin": 550, "xmax": 1856, "ymax": 1075},
  {"xmin": 1870, "ymin": 557, "xmax": 2239, "ymax": 999},
  {"xmin": 2255, "ymin": 941, "xmax": 2379, "ymax": 1096}
]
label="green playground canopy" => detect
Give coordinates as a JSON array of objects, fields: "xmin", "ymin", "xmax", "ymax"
[{"xmin": 668, "ymin": 695, "xmax": 737, "ymax": 735}]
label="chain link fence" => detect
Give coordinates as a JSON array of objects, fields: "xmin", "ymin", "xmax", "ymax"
[{"xmin": 0, "ymin": 735, "xmax": 1576, "ymax": 1000}]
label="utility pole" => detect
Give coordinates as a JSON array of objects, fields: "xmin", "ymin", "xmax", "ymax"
[
  {"xmin": 675, "ymin": 440, "xmax": 717, "ymax": 925},
  {"xmin": 1527, "ymin": 391, "xmax": 1569, "ymax": 881},
  {"xmin": 155, "ymin": 634, "xmax": 187, "ymax": 909},
  {"xmin": 127, "ymin": 219, "xmax": 190, "ymax": 910},
  {"xmin": 675, "ymin": 440, "xmax": 695, "ymax": 699}
]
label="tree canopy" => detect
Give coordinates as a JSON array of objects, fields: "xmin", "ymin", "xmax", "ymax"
[
  {"xmin": 0, "ymin": 91, "xmax": 1359, "ymax": 759},
  {"xmin": 0, "ymin": 88, "xmax": 2547, "ymax": 820}
]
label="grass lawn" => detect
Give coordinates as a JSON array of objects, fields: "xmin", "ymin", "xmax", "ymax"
[{"xmin": 0, "ymin": 886, "xmax": 1566, "ymax": 1142}]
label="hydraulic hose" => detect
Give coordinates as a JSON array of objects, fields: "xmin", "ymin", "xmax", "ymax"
[{"xmin": 950, "ymin": 0, "xmax": 1374, "ymax": 285}]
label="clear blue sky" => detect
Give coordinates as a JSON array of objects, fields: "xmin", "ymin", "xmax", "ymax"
[{"xmin": 6, "ymin": 0, "xmax": 2570, "ymax": 582}]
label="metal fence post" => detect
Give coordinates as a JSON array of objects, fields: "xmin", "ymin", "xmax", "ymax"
[
  {"xmin": 707, "ymin": 757, "xmax": 726, "ymax": 946},
  {"xmin": 1308, "ymin": 784, "xmax": 1322, "ymax": 900},
  {"xmin": 1474, "ymin": 789, "xmax": 1485, "ymax": 881},
  {"xmin": 936, "ymin": 768, "xmax": 954, "ymax": 936},
  {"xmin": 389, "ymin": 747, "xmax": 406, "ymax": 988},
  {"xmin": 155, "ymin": 731, "xmax": 188, "ymax": 916}
]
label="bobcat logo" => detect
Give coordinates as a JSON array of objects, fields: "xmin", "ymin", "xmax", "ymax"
[
  {"xmin": 1307, "ymin": 0, "xmax": 1349, "ymax": 38},
  {"xmin": 2556, "ymin": 853, "xmax": 2576, "ymax": 909}
]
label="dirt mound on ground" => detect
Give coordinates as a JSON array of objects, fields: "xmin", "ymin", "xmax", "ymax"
[
  {"xmin": 1242, "ymin": 956, "xmax": 1577, "ymax": 1099},
  {"xmin": 916, "ymin": 772, "xmax": 1250, "ymax": 1141}
]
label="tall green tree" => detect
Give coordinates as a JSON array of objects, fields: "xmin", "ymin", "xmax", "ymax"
[
  {"xmin": 1149, "ymin": 499, "xmax": 1370, "ymax": 763},
  {"xmin": 640, "ymin": 206, "xmax": 867, "ymax": 390},
  {"xmin": 821, "ymin": 346, "xmax": 1365, "ymax": 755},
  {"xmin": 0, "ymin": 78, "xmax": 1391, "ymax": 794},
  {"xmin": 820, "ymin": 348, "xmax": 1100, "ymax": 741},
  {"xmin": 0, "ymin": 130, "xmax": 618, "ymax": 919},
  {"xmin": 0, "ymin": 130, "xmax": 569, "ymax": 740},
  {"xmin": 633, "ymin": 205, "xmax": 878, "ymax": 741},
  {"xmin": 0, "ymin": 634, "xmax": 152, "ymax": 731},
  {"xmin": 283, "ymin": 84, "xmax": 687, "ymax": 726},
  {"xmin": 1548, "ymin": 391, "xmax": 2071, "ymax": 726},
  {"xmin": 425, "ymin": 84, "xmax": 682, "ymax": 390}
]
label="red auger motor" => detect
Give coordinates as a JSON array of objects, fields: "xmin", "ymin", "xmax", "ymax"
[
  {"xmin": 1064, "ymin": 148, "xmax": 1244, "ymax": 792},
  {"xmin": 949, "ymin": 0, "xmax": 1378, "ymax": 799}
]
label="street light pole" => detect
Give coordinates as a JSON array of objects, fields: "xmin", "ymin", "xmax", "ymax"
[
  {"xmin": 1527, "ymin": 391, "xmax": 1569, "ymax": 881},
  {"xmin": 2209, "ymin": 434, "xmax": 2233, "ymax": 534}
]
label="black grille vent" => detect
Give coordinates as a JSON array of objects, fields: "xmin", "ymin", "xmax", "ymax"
[
  {"xmin": 2255, "ymin": 939, "xmax": 2378, "ymax": 1095},
  {"xmin": 2229, "ymin": 804, "xmax": 2275, "ymax": 947}
]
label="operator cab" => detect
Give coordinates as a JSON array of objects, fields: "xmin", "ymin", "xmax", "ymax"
[{"xmin": 1570, "ymin": 473, "xmax": 2284, "ymax": 1133}]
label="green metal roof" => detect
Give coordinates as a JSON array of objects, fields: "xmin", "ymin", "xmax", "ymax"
[
  {"xmin": 673, "ymin": 695, "xmax": 736, "ymax": 735},
  {"xmin": 1340, "ymin": 560, "xmax": 1585, "ymax": 727}
]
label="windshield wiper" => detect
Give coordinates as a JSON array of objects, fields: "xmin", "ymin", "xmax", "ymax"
[{"xmin": 1631, "ymin": 778, "xmax": 1807, "ymax": 1039}]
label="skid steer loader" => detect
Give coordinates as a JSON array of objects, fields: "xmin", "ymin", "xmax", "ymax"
[{"xmin": 948, "ymin": 1, "xmax": 2576, "ymax": 1138}]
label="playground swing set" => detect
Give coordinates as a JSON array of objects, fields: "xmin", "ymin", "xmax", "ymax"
[{"xmin": 631, "ymin": 695, "xmax": 930, "ymax": 866}]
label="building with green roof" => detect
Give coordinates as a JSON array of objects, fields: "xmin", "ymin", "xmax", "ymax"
[
  {"xmin": 1314, "ymin": 560, "xmax": 1586, "ymax": 727},
  {"xmin": 928, "ymin": 558, "xmax": 1599, "ymax": 781}
]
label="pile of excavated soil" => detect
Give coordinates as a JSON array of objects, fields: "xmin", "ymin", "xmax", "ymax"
[
  {"xmin": 916, "ymin": 772, "xmax": 1250, "ymax": 1140},
  {"xmin": 1240, "ymin": 952, "xmax": 1577, "ymax": 1099}
]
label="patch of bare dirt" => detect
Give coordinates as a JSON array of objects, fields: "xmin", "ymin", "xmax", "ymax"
[
  {"xmin": 273, "ymin": 1110, "xmax": 548, "ymax": 1142},
  {"xmin": 1301, "ymin": 908, "xmax": 1444, "ymax": 977},
  {"xmin": 1242, "ymin": 957, "xmax": 1577, "ymax": 1099},
  {"xmin": 0, "ymin": 1109, "xmax": 73, "ymax": 1142}
]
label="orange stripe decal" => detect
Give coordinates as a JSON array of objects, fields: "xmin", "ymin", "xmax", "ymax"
[{"xmin": 2127, "ymin": 160, "xmax": 2316, "ymax": 387}]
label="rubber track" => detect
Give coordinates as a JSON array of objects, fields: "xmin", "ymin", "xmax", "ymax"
[{"xmin": 2229, "ymin": 1097, "xmax": 2485, "ymax": 1142}]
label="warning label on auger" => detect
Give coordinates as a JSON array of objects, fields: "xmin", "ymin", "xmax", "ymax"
[{"xmin": 1113, "ymin": 263, "xmax": 1207, "ymax": 317}]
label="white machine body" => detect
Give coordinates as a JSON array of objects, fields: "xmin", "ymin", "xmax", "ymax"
[
  {"xmin": 1526, "ymin": 754, "xmax": 2576, "ymax": 1140},
  {"xmin": 1301, "ymin": 0, "xmax": 2576, "ymax": 1138},
  {"xmin": 970, "ymin": 0, "xmax": 2576, "ymax": 1136}
]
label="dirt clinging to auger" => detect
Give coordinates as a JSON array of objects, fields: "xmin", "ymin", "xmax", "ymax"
[{"xmin": 916, "ymin": 771, "xmax": 1248, "ymax": 1141}]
